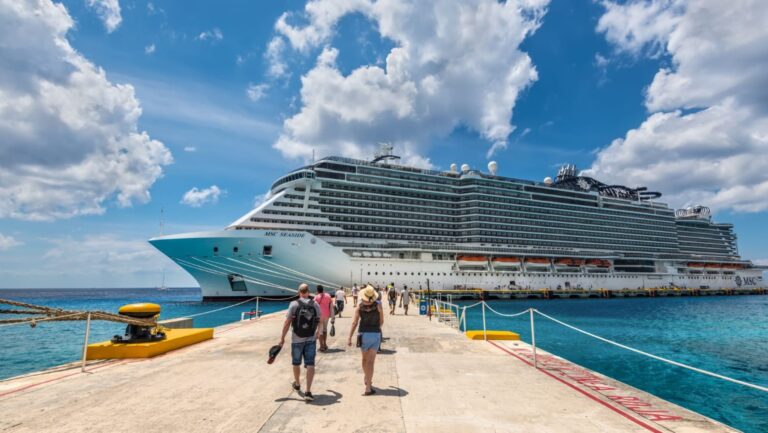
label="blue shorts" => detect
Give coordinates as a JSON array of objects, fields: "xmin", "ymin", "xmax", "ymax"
[
  {"xmin": 360, "ymin": 332, "xmax": 381, "ymax": 351},
  {"xmin": 291, "ymin": 340, "xmax": 316, "ymax": 366}
]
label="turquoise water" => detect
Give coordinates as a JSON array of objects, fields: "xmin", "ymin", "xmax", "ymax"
[
  {"xmin": 0, "ymin": 288, "xmax": 288, "ymax": 381},
  {"xmin": 461, "ymin": 296, "xmax": 768, "ymax": 433}
]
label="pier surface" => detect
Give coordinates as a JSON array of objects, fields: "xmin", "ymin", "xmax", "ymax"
[{"xmin": 0, "ymin": 305, "xmax": 736, "ymax": 433}]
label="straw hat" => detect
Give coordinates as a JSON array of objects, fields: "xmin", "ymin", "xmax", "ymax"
[{"xmin": 360, "ymin": 285, "xmax": 378, "ymax": 303}]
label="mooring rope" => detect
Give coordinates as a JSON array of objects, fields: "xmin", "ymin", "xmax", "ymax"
[
  {"xmin": 533, "ymin": 309, "xmax": 768, "ymax": 393},
  {"xmin": 484, "ymin": 303, "xmax": 530, "ymax": 318}
]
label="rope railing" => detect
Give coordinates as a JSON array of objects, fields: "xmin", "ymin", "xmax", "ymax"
[
  {"xmin": 532, "ymin": 309, "xmax": 768, "ymax": 393},
  {"xmin": 446, "ymin": 301, "xmax": 768, "ymax": 393}
]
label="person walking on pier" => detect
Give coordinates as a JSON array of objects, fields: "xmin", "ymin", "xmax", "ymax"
[
  {"xmin": 402, "ymin": 285, "xmax": 413, "ymax": 315},
  {"xmin": 278, "ymin": 283, "xmax": 320, "ymax": 401},
  {"xmin": 387, "ymin": 285, "xmax": 398, "ymax": 315},
  {"xmin": 334, "ymin": 287, "xmax": 347, "ymax": 318},
  {"xmin": 352, "ymin": 284, "xmax": 359, "ymax": 307},
  {"xmin": 314, "ymin": 285, "xmax": 333, "ymax": 352},
  {"xmin": 348, "ymin": 286, "xmax": 384, "ymax": 396}
]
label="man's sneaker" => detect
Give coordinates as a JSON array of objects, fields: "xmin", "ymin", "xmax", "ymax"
[
  {"xmin": 304, "ymin": 392, "xmax": 314, "ymax": 402},
  {"xmin": 292, "ymin": 382, "xmax": 300, "ymax": 391}
]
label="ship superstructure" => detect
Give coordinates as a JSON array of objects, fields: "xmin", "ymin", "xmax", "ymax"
[{"xmin": 150, "ymin": 146, "xmax": 763, "ymax": 299}]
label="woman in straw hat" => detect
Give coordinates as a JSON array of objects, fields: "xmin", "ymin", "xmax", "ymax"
[{"xmin": 348, "ymin": 285, "xmax": 384, "ymax": 395}]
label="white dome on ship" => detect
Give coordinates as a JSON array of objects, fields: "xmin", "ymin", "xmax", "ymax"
[
  {"xmin": 543, "ymin": 177, "xmax": 553, "ymax": 185},
  {"xmin": 450, "ymin": 163, "xmax": 458, "ymax": 173},
  {"xmin": 488, "ymin": 161, "xmax": 498, "ymax": 175},
  {"xmin": 461, "ymin": 164, "xmax": 470, "ymax": 173}
]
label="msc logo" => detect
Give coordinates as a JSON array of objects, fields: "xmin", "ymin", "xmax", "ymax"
[{"xmin": 735, "ymin": 275, "xmax": 759, "ymax": 287}]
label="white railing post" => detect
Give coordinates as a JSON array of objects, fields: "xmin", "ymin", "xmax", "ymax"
[
  {"xmin": 530, "ymin": 308, "xmax": 538, "ymax": 369},
  {"xmin": 461, "ymin": 306, "xmax": 467, "ymax": 333},
  {"xmin": 256, "ymin": 297, "xmax": 260, "ymax": 318},
  {"xmin": 81, "ymin": 312, "xmax": 92, "ymax": 373},
  {"xmin": 481, "ymin": 301, "xmax": 487, "ymax": 341}
]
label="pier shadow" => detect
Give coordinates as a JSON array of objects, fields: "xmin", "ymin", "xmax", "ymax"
[
  {"xmin": 370, "ymin": 386, "xmax": 408, "ymax": 397},
  {"xmin": 275, "ymin": 390, "xmax": 343, "ymax": 406}
]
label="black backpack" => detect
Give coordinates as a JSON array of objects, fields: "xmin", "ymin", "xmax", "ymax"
[{"xmin": 292, "ymin": 299, "xmax": 319, "ymax": 338}]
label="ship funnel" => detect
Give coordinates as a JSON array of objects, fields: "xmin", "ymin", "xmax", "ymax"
[
  {"xmin": 488, "ymin": 161, "xmax": 498, "ymax": 175},
  {"xmin": 450, "ymin": 163, "xmax": 458, "ymax": 173},
  {"xmin": 461, "ymin": 164, "xmax": 470, "ymax": 173}
]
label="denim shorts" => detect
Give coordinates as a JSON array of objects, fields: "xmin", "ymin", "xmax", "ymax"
[
  {"xmin": 359, "ymin": 332, "xmax": 381, "ymax": 351},
  {"xmin": 291, "ymin": 340, "xmax": 317, "ymax": 366}
]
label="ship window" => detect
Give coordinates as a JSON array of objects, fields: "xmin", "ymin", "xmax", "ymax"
[
  {"xmin": 263, "ymin": 245, "xmax": 273, "ymax": 256},
  {"xmin": 233, "ymin": 246, "xmax": 239, "ymax": 253},
  {"xmin": 227, "ymin": 274, "xmax": 247, "ymax": 292},
  {"xmin": 213, "ymin": 246, "xmax": 219, "ymax": 254}
]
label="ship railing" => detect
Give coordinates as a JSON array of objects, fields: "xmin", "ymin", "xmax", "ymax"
[{"xmin": 442, "ymin": 301, "xmax": 768, "ymax": 393}]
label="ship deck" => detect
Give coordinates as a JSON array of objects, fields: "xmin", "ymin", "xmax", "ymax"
[{"xmin": 0, "ymin": 305, "xmax": 737, "ymax": 433}]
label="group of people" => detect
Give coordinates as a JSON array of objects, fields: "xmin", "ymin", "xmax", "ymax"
[{"xmin": 277, "ymin": 283, "xmax": 386, "ymax": 401}]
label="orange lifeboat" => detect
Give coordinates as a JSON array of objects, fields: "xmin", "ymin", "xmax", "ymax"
[
  {"xmin": 585, "ymin": 259, "xmax": 611, "ymax": 268},
  {"xmin": 457, "ymin": 255, "xmax": 488, "ymax": 269},
  {"xmin": 492, "ymin": 257, "xmax": 521, "ymax": 269},
  {"xmin": 524, "ymin": 257, "xmax": 550, "ymax": 269},
  {"xmin": 554, "ymin": 258, "xmax": 584, "ymax": 267},
  {"xmin": 704, "ymin": 263, "xmax": 722, "ymax": 269},
  {"xmin": 687, "ymin": 262, "xmax": 705, "ymax": 268}
]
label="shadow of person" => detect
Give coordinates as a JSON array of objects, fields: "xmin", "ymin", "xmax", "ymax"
[
  {"xmin": 274, "ymin": 390, "xmax": 343, "ymax": 406},
  {"xmin": 377, "ymin": 348, "xmax": 397, "ymax": 355},
  {"xmin": 310, "ymin": 390, "xmax": 343, "ymax": 406},
  {"xmin": 370, "ymin": 386, "xmax": 408, "ymax": 397},
  {"xmin": 322, "ymin": 348, "xmax": 345, "ymax": 354}
]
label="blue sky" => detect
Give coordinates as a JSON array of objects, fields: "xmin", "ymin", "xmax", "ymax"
[{"xmin": 0, "ymin": 0, "xmax": 766, "ymax": 288}]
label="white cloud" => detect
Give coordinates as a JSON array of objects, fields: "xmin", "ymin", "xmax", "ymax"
[
  {"xmin": 181, "ymin": 185, "xmax": 223, "ymax": 207},
  {"xmin": 269, "ymin": 0, "xmax": 548, "ymax": 165},
  {"xmin": 588, "ymin": 0, "xmax": 768, "ymax": 213},
  {"xmin": 183, "ymin": 146, "xmax": 197, "ymax": 152},
  {"xmin": 0, "ymin": 233, "xmax": 22, "ymax": 250},
  {"xmin": 0, "ymin": 0, "xmax": 172, "ymax": 221},
  {"xmin": 246, "ymin": 83, "xmax": 269, "ymax": 102},
  {"xmin": 197, "ymin": 27, "xmax": 223, "ymax": 42},
  {"xmin": 265, "ymin": 37, "xmax": 288, "ymax": 78},
  {"xmin": 144, "ymin": 43, "xmax": 156, "ymax": 54},
  {"xmin": 85, "ymin": 0, "xmax": 122, "ymax": 33}
]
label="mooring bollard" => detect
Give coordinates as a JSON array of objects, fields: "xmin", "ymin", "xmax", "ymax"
[{"xmin": 81, "ymin": 312, "xmax": 91, "ymax": 373}]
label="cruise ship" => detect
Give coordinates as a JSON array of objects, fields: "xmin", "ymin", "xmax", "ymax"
[{"xmin": 150, "ymin": 146, "xmax": 764, "ymax": 300}]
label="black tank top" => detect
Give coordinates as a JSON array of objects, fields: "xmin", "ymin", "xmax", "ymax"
[{"xmin": 358, "ymin": 303, "xmax": 381, "ymax": 333}]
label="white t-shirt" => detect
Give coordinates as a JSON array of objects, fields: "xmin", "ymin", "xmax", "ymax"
[
  {"xmin": 352, "ymin": 286, "xmax": 359, "ymax": 295},
  {"xmin": 401, "ymin": 289, "xmax": 410, "ymax": 304},
  {"xmin": 335, "ymin": 289, "xmax": 346, "ymax": 301}
]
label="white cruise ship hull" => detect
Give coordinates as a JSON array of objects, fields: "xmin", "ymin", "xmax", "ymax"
[{"xmin": 150, "ymin": 230, "xmax": 764, "ymax": 300}]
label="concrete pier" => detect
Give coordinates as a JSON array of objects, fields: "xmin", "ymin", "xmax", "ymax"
[{"xmin": 0, "ymin": 305, "xmax": 737, "ymax": 433}]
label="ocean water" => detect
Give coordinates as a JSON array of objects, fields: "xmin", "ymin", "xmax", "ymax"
[
  {"xmin": 460, "ymin": 296, "xmax": 768, "ymax": 433},
  {"xmin": 0, "ymin": 288, "xmax": 288, "ymax": 381}
]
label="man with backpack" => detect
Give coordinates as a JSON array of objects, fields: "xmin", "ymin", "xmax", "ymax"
[{"xmin": 278, "ymin": 283, "xmax": 321, "ymax": 402}]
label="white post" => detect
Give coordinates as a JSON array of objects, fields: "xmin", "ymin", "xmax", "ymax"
[
  {"xmin": 256, "ymin": 297, "xmax": 260, "ymax": 318},
  {"xmin": 481, "ymin": 301, "xmax": 487, "ymax": 341},
  {"xmin": 461, "ymin": 306, "xmax": 467, "ymax": 333},
  {"xmin": 81, "ymin": 313, "xmax": 92, "ymax": 373},
  {"xmin": 530, "ymin": 308, "xmax": 538, "ymax": 369}
]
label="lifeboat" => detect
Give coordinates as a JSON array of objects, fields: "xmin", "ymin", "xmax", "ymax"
[
  {"xmin": 457, "ymin": 255, "xmax": 488, "ymax": 269},
  {"xmin": 524, "ymin": 257, "xmax": 551, "ymax": 270},
  {"xmin": 687, "ymin": 262, "xmax": 705, "ymax": 268},
  {"xmin": 585, "ymin": 259, "xmax": 611, "ymax": 268},
  {"xmin": 491, "ymin": 257, "xmax": 521, "ymax": 269},
  {"xmin": 704, "ymin": 263, "xmax": 721, "ymax": 269},
  {"xmin": 554, "ymin": 258, "xmax": 584, "ymax": 267},
  {"xmin": 722, "ymin": 263, "xmax": 745, "ymax": 270}
]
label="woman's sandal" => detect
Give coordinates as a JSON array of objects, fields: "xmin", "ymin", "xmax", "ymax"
[{"xmin": 363, "ymin": 388, "xmax": 376, "ymax": 396}]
